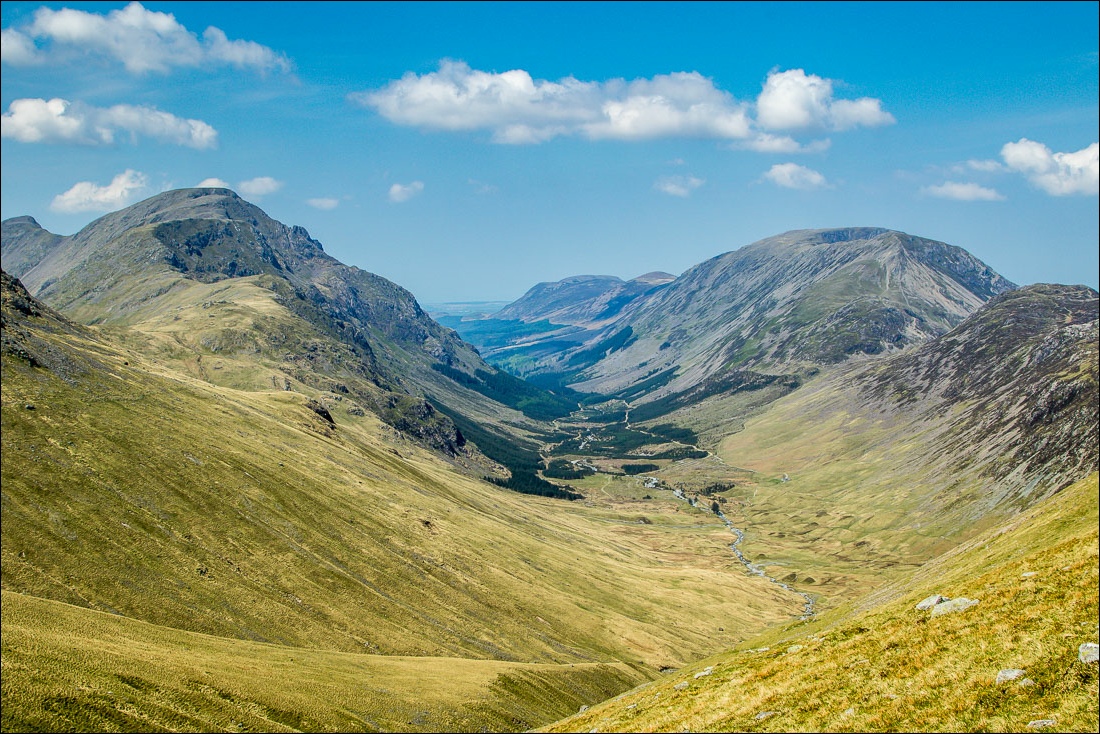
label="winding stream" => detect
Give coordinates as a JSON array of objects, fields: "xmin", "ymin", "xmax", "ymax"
[{"xmin": 673, "ymin": 488, "xmax": 816, "ymax": 620}]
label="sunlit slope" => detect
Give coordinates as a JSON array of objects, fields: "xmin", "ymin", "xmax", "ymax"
[
  {"xmin": 1, "ymin": 270, "xmax": 804, "ymax": 671},
  {"xmin": 702, "ymin": 284, "xmax": 1098, "ymax": 604},
  {"xmin": 0, "ymin": 590, "xmax": 648, "ymax": 733},
  {"xmin": 544, "ymin": 473, "xmax": 1099, "ymax": 733}
]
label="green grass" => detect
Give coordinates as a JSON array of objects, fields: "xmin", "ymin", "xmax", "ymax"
[{"xmin": 543, "ymin": 473, "xmax": 1100, "ymax": 733}]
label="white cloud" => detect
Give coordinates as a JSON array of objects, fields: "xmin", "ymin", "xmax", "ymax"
[
  {"xmin": 50, "ymin": 169, "xmax": 148, "ymax": 213},
  {"xmin": 354, "ymin": 61, "xmax": 753, "ymax": 144},
  {"xmin": 3, "ymin": 1, "xmax": 289, "ymax": 74},
  {"xmin": 1, "ymin": 97, "xmax": 217, "ymax": 148},
  {"xmin": 388, "ymin": 181, "xmax": 424, "ymax": 203},
  {"xmin": 737, "ymin": 132, "xmax": 831, "ymax": 154},
  {"xmin": 966, "ymin": 158, "xmax": 1005, "ymax": 173},
  {"xmin": 654, "ymin": 175, "xmax": 704, "ymax": 198},
  {"xmin": 755, "ymin": 68, "xmax": 894, "ymax": 132},
  {"xmin": 237, "ymin": 176, "xmax": 283, "ymax": 198},
  {"xmin": 921, "ymin": 181, "xmax": 1005, "ymax": 201},
  {"xmin": 1, "ymin": 27, "xmax": 39, "ymax": 64},
  {"xmin": 306, "ymin": 197, "xmax": 339, "ymax": 210},
  {"xmin": 763, "ymin": 162, "xmax": 830, "ymax": 190},
  {"xmin": 356, "ymin": 61, "xmax": 892, "ymax": 147},
  {"xmin": 1000, "ymin": 138, "xmax": 1098, "ymax": 196},
  {"xmin": 197, "ymin": 177, "xmax": 231, "ymax": 188}
]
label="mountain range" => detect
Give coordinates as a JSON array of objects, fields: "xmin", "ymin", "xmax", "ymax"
[{"xmin": 1, "ymin": 189, "xmax": 1095, "ymax": 732}]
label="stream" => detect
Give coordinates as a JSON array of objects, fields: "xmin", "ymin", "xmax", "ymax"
[{"xmin": 673, "ymin": 488, "xmax": 816, "ymax": 620}]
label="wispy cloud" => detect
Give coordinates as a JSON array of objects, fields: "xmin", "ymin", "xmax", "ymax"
[
  {"xmin": 197, "ymin": 177, "xmax": 231, "ymax": 188},
  {"xmin": 1, "ymin": 1, "xmax": 290, "ymax": 74},
  {"xmin": 1, "ymin": 97, "xmax": 217, "ymax": 148},
  {"xmin": 1001, "ymin": 138, "xmax": 1098, "ymax": 196},
  {"xmin": 654, "ymin": 175, "xmax": 705, "ymax": 198},
  {"xmin": 238, "ymin": 176, "xmax": 282, "ymax": 198},
  {"xmin": 388, "ymin": 181, "xmax": 424, "ymax": 203},
  {"xmin": 306, "ymin": 197, "xmax": 339, "ymax": 210},
  {"xmin": 467, "ymin": 179, "xmax": 498, "ymax": 194},
  {"xmin": 762, "ymin": 162, "xmax": 830, "ymax": 190},
  {"xmin": 921, "ymin": 181, "xmax": 1005, "ymax": 201},
  {"xmin": 352, "ymin": 61, "xmax": 890, "ymax": 147},
  {"xmin": 51, "ymin": 169, "xmax": 148, "ymax": 213}
]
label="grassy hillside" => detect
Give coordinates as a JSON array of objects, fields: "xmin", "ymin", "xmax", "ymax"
[
  {"xmin": 1, "ymin": 269, "xmax": 814, "ymax": 730},
  {"xmin": 0, "ymin": 590, "xmax": 646, "ymax": 733},
  {"xmin": 544, "ymin": 473, "xmax": 1100, "ymax": 732}
]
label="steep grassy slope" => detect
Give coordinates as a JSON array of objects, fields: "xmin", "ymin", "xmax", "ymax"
[
  {"xmin": 0, "ymin": 590, "xmax": 647, "ymax": 733},
  {"xmin": 545, "ymin": 473, "xmax": 1099, "ymax": 733},
  {"xmin": 0, "ymin": 189, "xmax": 576, "ymax": 471},
  {"xmin": 2, "ymin": 269, "xmax": 815, "ymax": 729}
]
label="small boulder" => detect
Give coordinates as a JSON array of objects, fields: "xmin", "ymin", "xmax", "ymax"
[
  {"xmin": 674, "ymin": 681, "xmax": 688, "ymax": 690},
  {"xmin": 1079, "ymin": 642, "xmax": 1099, "ymax": 664},
  {"xmin": 1027, "ymin": 720, "xmax": 1057, "ymax": 729},
  {"xmin": 996, "ymin": 668, "xmax": 1026, "ymax": 684},
  {"xmin": 754, "ymin": 711, "xmax": 779, "ymax": 721},
  {"xmin": 916, "ymin": 594, "xmax": 947, "ymax": 610},
  {"xmin": 787, "ymin": 644, "xmax": 803, "ymax": 653},
  {"xmin": 930, "ymin": 597, "xmax": 979, "ymax": 617},
  {"xmin": 1021, "ymin": 572, "xmax": 1038, "ymax": 578}
]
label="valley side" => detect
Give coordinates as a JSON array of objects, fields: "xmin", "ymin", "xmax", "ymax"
[{"xmin": 2, "ymin": 189, "xmax": 1096, "ymax": 732}]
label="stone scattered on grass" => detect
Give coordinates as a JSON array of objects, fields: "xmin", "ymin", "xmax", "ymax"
[
  {"xmin": 754, "ymin": 711, "xmax": 779, "ymax": 721},
  {"xmin": 996, "ymin": 669, "xmax": 1026, "ymax": 684},
  {"xmin": 786, "ymin": 644, "xmax": 803, "ymax": 653},
  {"xmin": 915, "ymin": 594, "xmax": 947, "ymax": 610},
  {"xmin": 1079, "ymin": 642, "xmax": 1099, "ymax": 664},
  {"xmin": 1021, "ymin": 571, "xmax": 1038, "ymax": 578},
  {"xmin": 693, "ymin": 666, "xmax": 714, "ymax": 679},
  {"xmin": 1019, "ymin": 678, "xmax": 1036, "ymax": 687},
  {"xmin": 930, "ymin": 597, "xmax": 979, "ymax": 617},
  {"xmin": 674, "ymin": 681, "xmax": 689, "ymax": 690},
  {"xmin": 1027, "ymin": 719, "xmax": 1057, "ymax": 729}
]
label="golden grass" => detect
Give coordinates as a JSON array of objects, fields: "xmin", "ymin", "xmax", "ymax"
[
  {"xmin": 0, "ymin": 589, "xmax": 650, "ymax": 733},
  {"xmin": 542, "ymin": 473, "xmax": 1100, "ymax": 732}
]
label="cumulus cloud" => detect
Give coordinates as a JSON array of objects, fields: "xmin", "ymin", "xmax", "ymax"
[
  {"xmin": 763, "ymin": 162, "xmax": 830, "ymax": 190},
  {"xmin": 50, "ymin": 169, "xmax": 148, "ymax": 213},
  {"xmin": 2, "ymin": 97, "xmax": 217, "ymax": 148},
  {"xmin": 1000, "ymin": 138, "xmax": 1098, "ymax": 196},
  {"xmin": 2, "ymin": 2, "xmax": 290, "ymax": 74},
  {"xmin": 197, "ymin": 177, "xmax": 231, "ymax": 188},
  {"xmin": 388, "ymin": 181, "xmax": 424, "ymax": 203},
  {"xmin": 654, "ymin": 175, "xmax": 705, "ymax": 198},
  {"xmin": 921, "ymin": 181, "xmax": 1005, "ymax": 201},
  {"xmin": 755, "ymin": 68, "xmax": 894, "ymax": 132},
  {"xmin": 361, "ymin": 61, "xmax": 895, "ymax": 146},
  {"xmin": 237, "ymin": 176, "xmax": 283, "ymax": 198},
  {"xmin": 306, "ymin": 197, "xmax": 339, "ymax": 210}
]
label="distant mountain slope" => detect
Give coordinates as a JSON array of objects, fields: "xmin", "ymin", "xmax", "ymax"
[
  {"xmin": 495, "ymin": 271, "xmax": 675, "ymax": 326},
  {"xmin": 1, "ymin": 189, "xmax": 578, "ymax": 491},
  {"xmin": 487, "ymin": 228, "xmax": 1015, "ymax": 413}
]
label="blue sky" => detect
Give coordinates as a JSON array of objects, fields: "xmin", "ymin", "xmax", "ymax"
[{"xmin": 2, "ymin": 1, "xmax": 1097, "ymax": 303}]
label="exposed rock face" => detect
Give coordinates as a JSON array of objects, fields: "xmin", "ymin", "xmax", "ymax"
[{"xmin": 861, "ymin": 283, "xmax": 1099, "ymax": 499}]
